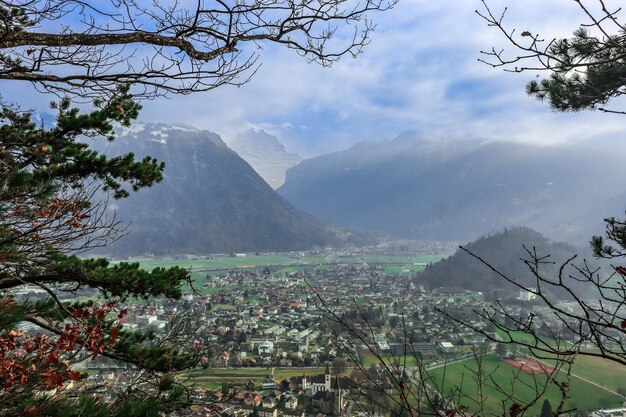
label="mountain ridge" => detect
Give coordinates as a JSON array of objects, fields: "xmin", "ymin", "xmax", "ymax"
[
  {"xmin": 279, "ymin": 133, "xmax": 626, "ymax": 244},
  {"xmin": 90, "ymin": 123, "xmax": 358, "ymax": 256}
]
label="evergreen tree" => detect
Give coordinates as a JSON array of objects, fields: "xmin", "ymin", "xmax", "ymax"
[
  {"xmin": 0, "ymin": 87, "xmax": 199, "ymax": 416},
  {"xmin": 479, "ymin": 1, "xmax": 626, "ymax": 116},
  {"xmin": 540, "ymin": 399, "xmax": 552, "ymax": 417}
]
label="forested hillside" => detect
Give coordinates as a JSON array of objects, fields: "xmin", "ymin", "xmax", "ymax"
[{"xmin": 418, "ymin": 227, "xmax": 585, "ymax": 298}]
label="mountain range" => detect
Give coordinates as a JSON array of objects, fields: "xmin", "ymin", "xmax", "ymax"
[
  {"xmin": 278, "ymin": 131, "xmax": 626, "ymax": 244},
  {"xmin": 87, "ymin": 124, "xmax": 626, "ymax": 256},
  {"xmin": 92, "ymin": 123, "xmax": 356, "ymax": 256}
]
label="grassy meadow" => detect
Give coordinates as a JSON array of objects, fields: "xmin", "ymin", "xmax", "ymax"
[
  {"xmin": 133, "ymin": 254, "xmax": 448, "ymax": 274},
  {"xmin": 184, "ymin": 367, "xmax": 326, "ymax": 390},
  {"xmin": 427, "ymin": 354, "xmax": 624, "ymax": 415},
  {"xmin": 128, "ymin": 253, "xmax": 449, "ymax": 292}
]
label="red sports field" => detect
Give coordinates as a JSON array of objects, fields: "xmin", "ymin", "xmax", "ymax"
[{"xmin": 504, "ymin": 358, "xmax": 554, "ymax": 375}]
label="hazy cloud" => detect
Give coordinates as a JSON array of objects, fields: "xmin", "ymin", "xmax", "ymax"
[{"xmin": 6, "ymin": 0, "xmax": 626, "ymax": 156}]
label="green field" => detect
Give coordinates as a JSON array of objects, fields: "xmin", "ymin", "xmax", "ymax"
[
  {"xmin": 300, "ymin": 255, "xmax": 447, "ymax": 265},
  {"xmin": 495, "ymin": 328, "xmax": 545, "ymax": 346},
  {"xmin": 135, "ymin": 255, "xmax": 296, "ymax": 272},
  {"xmin": 382, "ymin": 265, "xmax": 427, "ymax": 275},
  {"xmin": 569, "ymin": 355, "xmax": 625, "ymax": 393},
  {"xmin": 427, "ymin": 354, "xmax": 624, "ymax": 415},
  {"xmin": 131, "ymin": 253, "xmax": 450, "ymax": 291},
  {"xmin": 134, "ymin": 254, "xmax": 448, "ymax": 274},
  {"xmin": 185, "ymin": 367, "xmax": 326, "ymax": 389},
  {"xmin": 362, "ymin": 354, "xmax": 420, "ymax": 367},
  {"xmin": 274, "ymin": 266, "xmax": 306, "ymax": 274},
  {"xmin": 212, "ymin": 304, "xmax": 237, "ymax": 311},
  {"xmin": 359, "ymin": 255, "xmax": 446, "ymax": 264}
]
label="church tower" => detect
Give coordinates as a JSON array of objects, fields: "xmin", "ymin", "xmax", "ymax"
[
  {"xmin": 324, "ymin": 362, "xmax": 331, "ymax": 391},
  {"xmin": 333, "ymin": 374, "xmax": 344, "ymax": 415}
]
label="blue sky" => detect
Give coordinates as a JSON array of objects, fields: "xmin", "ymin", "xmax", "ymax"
[{"xmin": 6, "ymin": 0, "xmax": 626, "ymax": 157}]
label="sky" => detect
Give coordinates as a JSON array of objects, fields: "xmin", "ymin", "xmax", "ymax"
[{"xmin": 6, "ymin": 0, "xmax": 626, "ymax": 157}]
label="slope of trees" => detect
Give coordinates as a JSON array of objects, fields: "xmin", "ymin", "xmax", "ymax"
[{"xmin": 420, "ymin": 227, "xmax": 580, "ymax": 295}]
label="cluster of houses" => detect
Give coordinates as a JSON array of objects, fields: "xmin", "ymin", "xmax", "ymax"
[
  {"xmin": 77, "ymin": 260, "xmax": 499, "ymax": 380},
  {"xmin": 183, "ymin": 364, "xmax": 351, "ymax": 417},
  {"xmin": 16, "ymin": 244, "xmax": 622, "ymax": 417}
]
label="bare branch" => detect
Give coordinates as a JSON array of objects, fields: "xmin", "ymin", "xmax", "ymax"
[{"xmin": 0, "ymin": 0, "xmax": 397, "ymax": 98}]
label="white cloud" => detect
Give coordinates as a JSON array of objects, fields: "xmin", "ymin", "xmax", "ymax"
[{"xmin": 5, "ymin": 0, "xmax": 626, "ymax": 156}]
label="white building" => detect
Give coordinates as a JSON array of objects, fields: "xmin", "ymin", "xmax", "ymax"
[
  {"xmin": 591, "ymin": 409, "xmax": 626, "ymax": 417},
  {"xmin": 258, "ymin": 341, "xmax": 275, "ymax": 356},
  {"xmin": 518, "ymin": 288, "xmax": 538, "ymax": 301}
]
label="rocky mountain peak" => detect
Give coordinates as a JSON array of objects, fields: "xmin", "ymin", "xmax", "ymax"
[{"xmin": 227, "ymin": 129, "xmax": 301, "ymax": 189}]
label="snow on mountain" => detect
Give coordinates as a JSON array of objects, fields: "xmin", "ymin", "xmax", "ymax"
[
  {"xmin": 227, "ymin": 129, "xmax": 302, "ymax": 189},
  {"xmin": 91, "ymin": 122, "xmax": 350, "ymax": 255}
]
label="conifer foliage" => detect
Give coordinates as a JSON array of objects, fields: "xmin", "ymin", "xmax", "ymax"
[
  {"xmin": 478, "ymin": 0, "xmax": 626, "ymax": 115},
  {"xmin": 0, "ymin": 87, "xmax": 197, "ymax": 416}
]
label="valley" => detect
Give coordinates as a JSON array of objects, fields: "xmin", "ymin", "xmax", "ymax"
[
  {"xmin": 4, "ymin": 1, "xmax": 626, "ymax": 416},
  {"xmin": 84, "ymin": 233, "xmax": 623, "ymax": 416}
]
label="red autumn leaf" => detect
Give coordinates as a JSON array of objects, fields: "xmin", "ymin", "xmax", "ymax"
[
  {"xmin": 0, "ymin": 297, "xmax": 16, "ymax": 309},
  {"xmin": 45, "ymin": 353, "xmax": 59, "ymax": 365},
  {"xmin": 23, "ymin": 405, "xmax": 37, "ymax": 415},
  {"xmin": 7, "ymin": 330, "xmax": 23, "ymax": 338},
  {"xmin": 110, "ymin": 327, "xmax": 119, "ymax": 340},
  {"xmin": 26, "ymin": 49, "xmax": 34, "ymax": 55},
  {"xmin": 521, "ymin": 31, "xmax": 531, "ymax": 37},
  {"xmin": 41, "ymin": 370, "xmax": 64, "ymax": 387},
  {"xmin": 66, "ymin": 370, "xmax": 81, "ymax": 381},
  {"xmin": 621, "ymin": 319, "xmax": 626, "ymax": 329}
]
